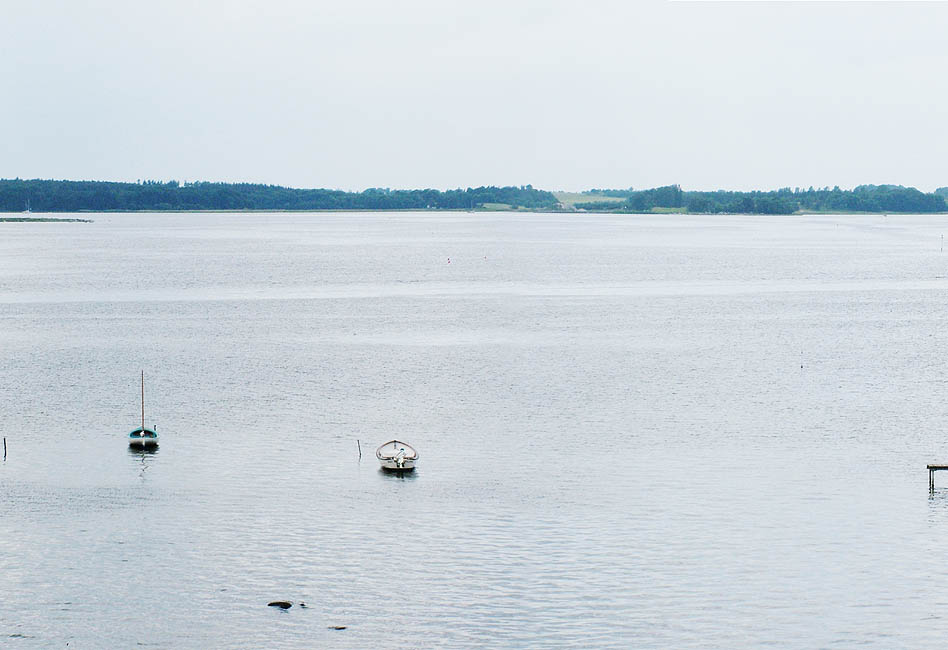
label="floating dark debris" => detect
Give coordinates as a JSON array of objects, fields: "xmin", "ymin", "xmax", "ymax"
[{"xmin": 268, "ymin": 601, "xmax": 293, "ymax": 609}]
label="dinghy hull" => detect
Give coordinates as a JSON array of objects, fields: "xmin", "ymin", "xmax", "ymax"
[
  {"xmin": 376, "ymin": 439, "xmax": 418, "ymax": 471},
  {"xmin": 379, "ymin": 458, "xmax": 416, "ymax": 470}
]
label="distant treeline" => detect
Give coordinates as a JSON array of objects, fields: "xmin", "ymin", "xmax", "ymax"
[
  {"xmin": 576, "ymin": 185, "xmax": 948, "ymax": 214},
  {"xmin": 0, "ymin": 179, "xmax": 557, "ymax": 212},
  {"xmin": 4, "ymin": 178, "xmax": 947, "ymax": 214}
]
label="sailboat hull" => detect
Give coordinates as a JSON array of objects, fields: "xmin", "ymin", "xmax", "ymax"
[{"xmin": 128, "ymin": 427, "xmax": 159, "ymax": 447}]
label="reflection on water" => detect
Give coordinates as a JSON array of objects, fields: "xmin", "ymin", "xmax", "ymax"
[
  {"xmin": 377, "ymin": 467, "xmax": 418, "ymax": 481},
  {"xmin": 127, "ymin": 444, "xmax": 158, "ymax": 479},
  {"xmin": 927, "ymin": 488, "xmax": 948, "ymax": 506},
  {"xmin": 127, "ymin": 445, "xmax": 160, "ymax": 457}
]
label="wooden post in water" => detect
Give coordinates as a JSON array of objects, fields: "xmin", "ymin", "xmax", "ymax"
[
  {"xmin": 926, "ymin": 465, "xmax": 948, "ymax": 492},
  {"xmin": 141, "ymin": 370, "xmax": 145, "ymax": 432}
]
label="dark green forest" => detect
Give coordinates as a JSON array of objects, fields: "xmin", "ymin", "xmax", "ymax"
[
  {"xmin": 577, "ymin": 184, "xmax": 948, "ymax": 214},
  {"xmin": 0, "ymin": 179, "xmax": 556, "ymax": 212},
  {"xmin": 2, "ymin": 178, "xmax": 947, "ymax": 214}
]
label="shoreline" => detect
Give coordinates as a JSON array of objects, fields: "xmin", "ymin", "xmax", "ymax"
[
  {"xmin": 0, "ymin": 216, "xmax": 93, "ymax": 222},
  {"xmin": 1, "ymin": 209, "xmax": 944, "ymax": 218}
]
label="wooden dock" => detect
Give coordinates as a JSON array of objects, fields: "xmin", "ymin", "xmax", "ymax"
[{"xmin": 928, "ymin": 465, "xmax": 948, "ymax": 491}]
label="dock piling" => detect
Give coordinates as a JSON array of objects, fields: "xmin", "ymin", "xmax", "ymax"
[{"xmin": 927, "ymin": 465, "xmax": 948, "ymax": 492}]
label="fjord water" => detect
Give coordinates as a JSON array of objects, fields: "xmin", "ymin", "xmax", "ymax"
[{"xmin": 3, "ymin": 212, "xmax": 948, "ymax": 648}]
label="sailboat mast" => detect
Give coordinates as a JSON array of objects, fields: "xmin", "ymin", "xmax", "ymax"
[{"xmin": 141, "ymin": 370, "xmax": 145, "ymax": 432}]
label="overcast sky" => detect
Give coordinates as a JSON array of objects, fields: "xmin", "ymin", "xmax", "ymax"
[{"xmin": 2, "ymin": 1, "xmax": 947, "ymax": 192}]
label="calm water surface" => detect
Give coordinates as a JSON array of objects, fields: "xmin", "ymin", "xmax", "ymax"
[{"xmin": 2, "ymin": 212, "xmax": 948, "ymax": 648}]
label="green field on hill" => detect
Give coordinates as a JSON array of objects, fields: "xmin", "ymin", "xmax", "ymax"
[{"xmin": 553, "ymin": 192, "xmax": 626, "ymax": 209}]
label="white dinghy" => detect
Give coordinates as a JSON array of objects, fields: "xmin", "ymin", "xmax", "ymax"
[{"xmin": 376, "ymin": 440, "xmax": 418, "ymax": 470}]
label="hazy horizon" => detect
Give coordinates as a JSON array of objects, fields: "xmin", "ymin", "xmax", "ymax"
[{"xmin": 3, "ymin": 1, "xmax": 947, "ymax": 192}]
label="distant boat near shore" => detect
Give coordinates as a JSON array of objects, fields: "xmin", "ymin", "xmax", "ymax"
[
  {"xmin": 376, "ymin": 440, "xmax": 417, "ymax": 470},
  {"xmin": 128, "ymin": 371, "xmax": 158, "ymax": 448}
]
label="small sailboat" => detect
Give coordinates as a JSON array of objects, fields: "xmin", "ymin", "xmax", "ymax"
[
  {"xmin": 128, "ymin": 370, "xmax": 158, "ymax": 448},
  {"xmin": 376, "ymin": 440, "xmax": 418, "ymax": 470}
]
